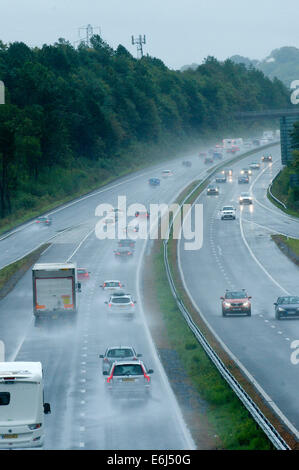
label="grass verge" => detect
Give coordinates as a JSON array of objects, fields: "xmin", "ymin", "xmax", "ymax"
[
  {"xmin": 271, "ymin": 235, "xmax": 299, "ymax": 267},
  {"xmin": 0, "ymin": 244, "xmax": 50, "ymax": 300}
]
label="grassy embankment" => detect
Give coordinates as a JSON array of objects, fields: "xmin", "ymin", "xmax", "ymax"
[{"xmin": 268, "ymin": 167, "xmax": 299, "ymax": 217}]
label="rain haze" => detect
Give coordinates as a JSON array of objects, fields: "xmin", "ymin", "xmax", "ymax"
[{"xmin": 0, "ymin": 0, "xmax": 298, "ymax": 68}]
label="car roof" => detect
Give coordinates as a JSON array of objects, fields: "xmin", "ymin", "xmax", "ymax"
[
  {"xmin": 105, "ymin": 346, "xmax": 135, "ymax": 352},
  {"xmin": 241, "ymin": 192, "xmax": 250, "ymax": 196},
  {"xmin": 104, "ymin": 280, "xmax": 121, "ymax": 283},
  {"xmin": 111, "ymin": 360, "xmax": 144, "ymax": 366}
]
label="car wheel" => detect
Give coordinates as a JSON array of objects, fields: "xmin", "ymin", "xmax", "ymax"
[
  {"xmin": 247, "ymin": 309, "xmax": 251, "ymax": 317},
  {"xmin": 275, "ymin": 311, "xmax": 281, "ymax": 320},
  {"xmin": 222, "ymin": 310, "xmax": 227, "ymax": 317},
  {"xmin": 34, "ymin": 316, "xmax": 41, "ymax": 327}
]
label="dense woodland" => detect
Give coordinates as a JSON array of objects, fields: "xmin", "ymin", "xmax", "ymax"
[{"xmin": 0, "ymin": 36, "xmax": 291, "ymax": 221}]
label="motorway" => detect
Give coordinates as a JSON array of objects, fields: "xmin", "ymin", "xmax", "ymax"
[
  {"xmin": 0, "ymin": 145, "xmax": 234, "ymax": 450},
  {"xmin": 178, "ymin": 145, "xmax": 299, "ymax": 440}
]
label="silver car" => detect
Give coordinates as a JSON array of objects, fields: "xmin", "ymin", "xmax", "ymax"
[
  {"xmin": 100, "ymin": 280, "xmax": 124, "ymax": 291},
  {"xmin": 105, "ymin": 294, "xmax": 137, "ymax": 316},
  {"xmin": 103, "ymin": 360, "xmax": 154, "ymax": 398},
  {"xmin": 99, "ymin": 346, "xmax": 142, "ymax": 372}
]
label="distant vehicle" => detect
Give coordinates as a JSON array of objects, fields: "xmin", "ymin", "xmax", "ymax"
[
  {"xmin": 182, "ymin": 160, "xmax": 192, "ymax": 167},
  {"xmin": 222, "ymin": 138, "xmax": 234, "ymax": 149},
  {"xmin": 239, "ymin": 192, "xmax": 253, "ymax": 204},
  {"xmin": 100, "ymin": 280, "xmax": 124, "ymax": 291},
  {"xmin": 234, "ymin": 138, "xmax": 243, "ymax": 146},
  {"xmin": 274, "ymin": 296, "xmax": 299, "ymax": 320},
  {"xmin": 213, "ymin": 152, "xmax": 223, "ymax": 160},
  {"xmin": 240, "ymin": 168, "xmax": 252, "ymax": 176},
  {"xmin": 77, "ymin": 268, "xmax": 90, "ymax": 281},
  {"xmin": 252, "ymin": 139, "xmax": 260, "ymax": 146},
  {"xmin": 36, "ymin": 216, "xmax": 52, "ymax": 226},
  {"xmin": 148, "ymin": 177, "xmax": 160, "ymax": 186},
  {"xmin": 207, "ymin": 184, "xmax": 219, "ymax": 195},
  {"xmin": 199, "ymin": 152, "xmax": 207, "ymax": 158},
  {"xmin": 204, "ymin": 155, "xmax": 213, "ymax": 164},
  {"xmin": 0, "ymin": 362, "xmax": 51, "ymax": 448},
  {"xmin": 103, "ymin": 360, "xmax": 153, "ymax": 398},
  {"xmin": 215, "ymin": 174, "xmax": 227, "ymax": 183},
  {"xmin": 162, "ymin": 170, "xmax": 173, "ymax": 178},
  {"xmin": 100, "ymin": 346, "xmax": 142, "ymax": 373},
  {"xmin": 135, "ymin": 210, "xmax": 150, "ymax": 218},
  {"xmin": 261, "ymin": 154, "xmax": 272, "ymax": 162},
  {"xmin": 243, "ymin": 141, "xmax": 252, "ymax": 148},
  {"xmin": 249, "ymin": 162, "xmax": 260, "ymax": 170},
  {"xmin": 114, "ymin": 246, "xmax": 134, "ymax": 258},
  {"xmin": 32, "ymin": 262, "xmax": 79, "ymax": 326},
  {"xmin": 221, "ymin": 289, "xmax": 252, "ymax": 317},
  {"xmin": 231, "ymin": 145, "xmax": 240, "ymax": 152},
  {"xmin": 105, "ymin": 293, "xmax": 137, "ymax": 316},
  {"xmin": 118, "ymin": 239, "xmax": 136, "ymax": 249},
  {"xmin": 220, "ymin": 206, "xmax": 236, "ymax": 220},
  {"xmin": 238, "ymin": 176, "xmax": 249, "ymax": 184},
  {"xmin": 260, "ymin": 138, "xmax": 268, "ymax": 145}
]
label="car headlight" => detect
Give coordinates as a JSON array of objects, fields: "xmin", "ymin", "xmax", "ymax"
[
  {"xmin": 224, "ymin": 302, "xmax": 231, "ymax": 307},
  {"xmin": 278, "ymin": 307, "xmax": 285, "ymax": 312},
  {"xmin": 243, "ymin": 302, "xmax": 249, "ymax": 307}
]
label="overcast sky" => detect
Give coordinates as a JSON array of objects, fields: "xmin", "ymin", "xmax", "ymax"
[{"xmin": 0, "ymin": 0, "xmax": 298, "ymax": 69}]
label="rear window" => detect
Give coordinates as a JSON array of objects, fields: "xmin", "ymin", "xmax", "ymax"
[
  {"xmin": 113, "ymin": 364, "xmax": 143, "ymax": 376},
  {"xmin": 78, "ymin": 269, "xmax": 86, "ymax": 274},
  {"xmin": 0, "ymin": 392, "xmax": 10, "ymax": 406},
  {"xmin": 111, "ymin": 297, "xmax": 131, "ymax": 304},
  {"xmin": 106, "ymin": 282, "xmax": 120, "ymax": 287},
  {"xmin": 107, "ymin": 349, "xmax": 134, "ymax": 358}
]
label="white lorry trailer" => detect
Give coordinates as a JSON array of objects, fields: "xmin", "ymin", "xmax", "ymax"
[
  {"xmin": 0, "ymin": 362, "xmax": 50, "ymax": 448},
  {"xmin": 32, "ymin": 262, "xmax": 79, "ymax": 326}
]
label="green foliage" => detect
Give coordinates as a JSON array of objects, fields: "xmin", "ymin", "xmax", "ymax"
[{"xmin": 0, "ymin": 36, "xmax": 290, "ymax": 220}]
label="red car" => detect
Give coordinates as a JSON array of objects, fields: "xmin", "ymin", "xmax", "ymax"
[
  {"xmin": 77, "ymin": 268, "xmax": 90, "ymax": 281},
  {"xmin": 221, "ymin": 290, "xmax": 251, "ymax": 317}
]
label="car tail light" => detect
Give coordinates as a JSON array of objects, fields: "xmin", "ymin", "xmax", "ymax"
[
  {"xmin": 108, "ymin": 303, "xmax": 112, "ymax": 307},
  {"xmin": 130, "ymin": 302, "xmax": 134, "ymax": 307},
  {"xmin": 115, "ymin": 252, "xmax": 120, "ymax": 255},
  {"xmin": 107, "ymin": 366, "xmax": 114, "ymax": 383},
  {"xmin": 28, "ymin": 423, "xmax": 42, "ymax": 430},
  {"xmin": 128, "ymin": 252, "xmax": 132, "ymax": 255},
  {"xmin": 133, "ymin": 356, "xmax": 137, "ymax": 361},
  {"xmin": 118, "ymin": 282, "xmax": 121, "ymax": 287},
  {"xmin": 104, "ymin": 358, "xmax": 109, "ymax": 362}
]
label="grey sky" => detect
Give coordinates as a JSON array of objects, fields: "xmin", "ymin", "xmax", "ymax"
[{"xmin": 0, "ymin": 0, "xmax": 298, "ymax": 69}]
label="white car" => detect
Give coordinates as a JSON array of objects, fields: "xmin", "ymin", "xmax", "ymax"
[
  {"xmin": 220, "ymin": 206, "xmax": 236, "ymax": 220},
  {"xmin": 105, "ymin": 293, "xmax": 137, "ymax": 316},
  {"xmin": 103, "ymin": 360, "xmax": 153, "ymax": 398},
  {"xmin": 162, "ymin": 170, "xmax": 173, "ymax": 178},
  {"xmin": 239, "ymin": 192, "xmax": 253, "ymax": 205},
  {"xmin": 100, "ymin": 280, "xmax": 124, "ymax": 291},
  {"xmin": 249, "ymin": 162, "xmax": 260, "ymax": 170}
]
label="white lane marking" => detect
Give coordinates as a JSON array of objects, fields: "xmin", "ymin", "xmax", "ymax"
[
  {"xmin": 66, "ymin": 227, "xmax": 95, "ymax": 262},
  {"xmin": 177, "ymin": 241, "xmax": 299, "ymax": 440},
  {"xmin": 239, "ymin": 210, "xmax": 292, "ymax": 296}
]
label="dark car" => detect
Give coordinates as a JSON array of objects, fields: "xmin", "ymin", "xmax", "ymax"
[
  {"xmin": 215, "ymin": 174, "xmax": 227, "ymax": 183},
  {"xmin": 182, "ymin": 160, "xmax": 192, "ymax": 167},
  {"xmin": 213, "ymin": 152, "xmax": 223, "ymax": 160},
  {"xmin": 135, "ymin": 210, "xmax": 150, "ymax": 218},
  {"xmin": 36, "ymin": 216, "xmax": 52, "ymax": 226},
  {"xmin": 274, "ymin": 296, "xmax": 299, "ymax": 320},
  {"xmin": 261, "ymin": 155, "xmax": 272, "ymax": 162},
  {"xmin": 148, "ymin": 177, "xmax": 160, "ymax": 186},
  {"xmin": 221, "ymin": 289, "xmax": 252, "ymax": 316},
  {"xmin": 118, "ymin": 239, "xmax": 136, "ymax": 249},
  {"xmin": 238, "ymin": 176, "xmax": 249, "ymax": 184},
  {"xmin": 207, "ymin": 184, "xmax": 219, "ymax": 195},
  {"xmin": 114, "ymin": 246, "xmax": 134, "ymax": 258},
  {"xmin": 204, "ymin": 156, "xmax": 213, "ymax": 164}
]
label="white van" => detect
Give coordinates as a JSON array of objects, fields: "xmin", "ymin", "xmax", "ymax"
[{"xmin": 0, "ymin": 362, "xmax": 51, "ymax": 448}]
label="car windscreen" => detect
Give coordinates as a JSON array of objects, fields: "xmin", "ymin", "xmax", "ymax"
[
  {"xmin": 113, "ymin": 364, "xmax": 143, "ymax": 376},
  {"xmin": 225, "ymin": 291, "xmax": 247, "ymax": 299},
  {"xmin": 106, "ymin": 282, "xmax": 120, "ymax": 287},
  {"xmin": 223, "ymin": 207, "xmax": 234, "ymax": 211},
  {"xmin": 111, "ymin": 297, "xmax": 131, "ymax": 304},
  {"xmin": 78, "ymin": 269, "xmax": 86, "ymax": 274},
  {"xmin": 278, "ymin": 297, "xmax": 299, "ymax": 305},
  {"xmin": 107, "ymin": 349, "xmax": 134, "ymax": 358}
]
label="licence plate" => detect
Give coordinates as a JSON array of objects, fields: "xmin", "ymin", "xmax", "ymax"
[
  {"xmin": 122, "ymin": 378, "xmax": 135, "ymax": 382},
  {"xmin": 2, "ymin": 434, "xmax": 18, "ymax": 439}
]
